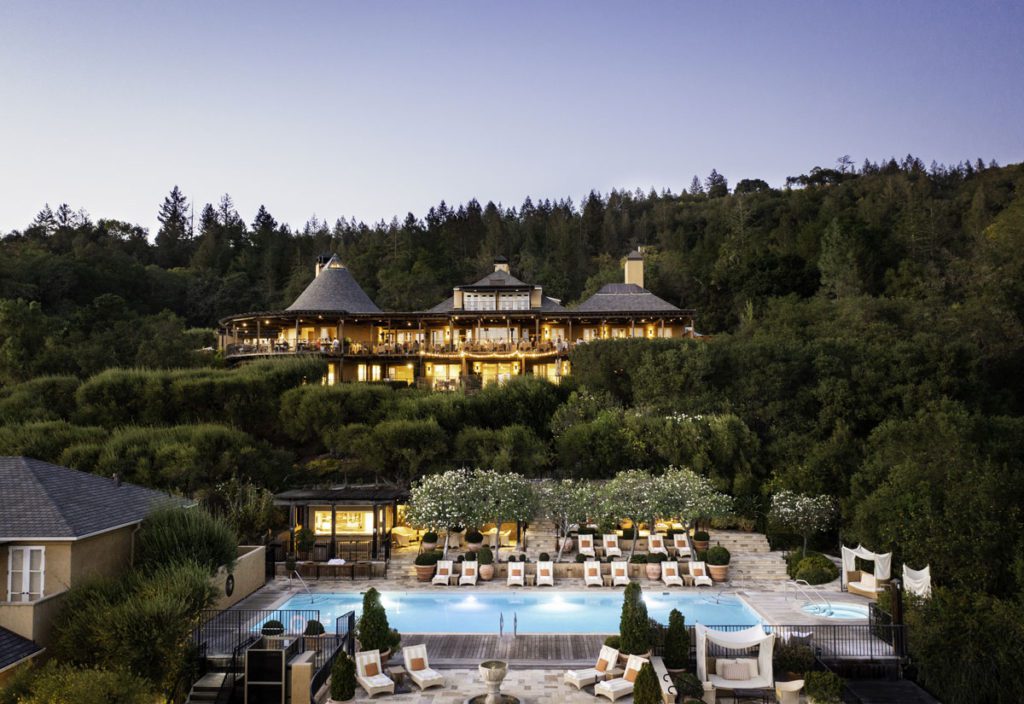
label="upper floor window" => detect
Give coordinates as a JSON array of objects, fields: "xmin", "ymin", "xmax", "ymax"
[
  {"xmin": 7, "ymin": 546, "xmax": 45, "ymax": 602},
  {"xmin": 498, "ymin": 293, "xmax": 530, "ymax": 311},
  {"xmin": 464, "ymin": 293, "xmax": 496, "ymax": 311}
]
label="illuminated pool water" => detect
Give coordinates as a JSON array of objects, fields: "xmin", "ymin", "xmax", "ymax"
[
  {"xmin": 272, "ymin": 590, "xmax": 761, "ymax": 634},
  {"xmin": 801, "ymin": 603, "xmax": 869, "ymax": 620}
]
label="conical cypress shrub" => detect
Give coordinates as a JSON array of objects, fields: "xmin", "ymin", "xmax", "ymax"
[
  {"xmin": 619, "ymin": 582, "xmax": 651, "ymax": 654},
  {"xmin": 632, "ymin": 662, "xmax": 661, "ymax": 704}
]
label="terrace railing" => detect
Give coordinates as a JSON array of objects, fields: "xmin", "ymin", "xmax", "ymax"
[
  {"xmin": 690, "ymin": 623, "xmax": 908, "ymax": 664},
  {"xmin": 193, "ymin": 607, "xmax": 321, "ymax": 657},
  {"xmin": 308, "ymin": 611, "xmax": 356, "ymax": 704}
]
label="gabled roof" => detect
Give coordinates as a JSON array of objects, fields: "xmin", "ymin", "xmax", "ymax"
[
  {"xmin": 274, "ymin": 484, "xmax": 409, "ymax": 505},
  {"xmin": 286, "ymin": 255, "xmax": 382, "ymax": 314},
  {"xmin": 0, "ymin": 627, "xmax": 42, "ymax": 672},
  {"xmin": 0, "ymin": 457, "xmax": 189, "ymax": 540},
  {"xmin": 426, "ymin": 294, "xmax": 566, "ymax": 314},
  {"xmin": 460, "ymin": 269, "xmax": 530, "ymax": 289},
  {"xmin": 574, "ymin": 283, "xmax": 681, "ymax": 313}
]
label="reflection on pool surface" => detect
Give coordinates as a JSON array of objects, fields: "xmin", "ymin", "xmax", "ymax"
[{"xmin": 273, "ymin": 590, "xmax": 761, "ymax": 633}]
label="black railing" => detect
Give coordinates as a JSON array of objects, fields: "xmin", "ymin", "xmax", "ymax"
[
  {"xmin": 309, "ymin": 611, "xmax": 357, "ymax": 704},
  {"xmin": 690, "ymin": 623, "xmax": 908, "ymax": 664},
  {"xmin": 193, "ymin": 608, "xmax": 321, "ymax": 657}
]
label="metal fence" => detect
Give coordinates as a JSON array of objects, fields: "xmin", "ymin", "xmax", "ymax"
[
  {"xmin": 193, "ymin": 607, "xmax": 321, "ymax": 657},
  {"xmin": 691, "ymin": 623, "xmax": 907, "ymax": 663},
  {"xmin": 309, "ymin": 611, "xmax": 357, "ymax": 704}
]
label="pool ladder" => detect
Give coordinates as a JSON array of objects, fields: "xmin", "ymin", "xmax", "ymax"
[{"xmin": 788, "ymin": 579, "xmax": 832, "ymax": 613}]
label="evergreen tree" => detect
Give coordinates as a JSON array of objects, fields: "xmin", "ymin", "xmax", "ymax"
[
  {"xmin": 818, "ymin": 219, "xmax": 861, "ymax": 300},
  {"xmin": 705, "ymin": 169, "xmax": 729, "ymax": 198},
  {"xmin": 688, "ymin": 175, "xmax": 704, "ymax": 195},
  {"xmin": 155, "ymin": 186, "xmax": 192, "ymax": 268}
]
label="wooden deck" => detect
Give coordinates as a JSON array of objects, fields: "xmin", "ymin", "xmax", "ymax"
[{"xmin": 401, "ymin": 633, "xmax": 608, "ymax": 667}]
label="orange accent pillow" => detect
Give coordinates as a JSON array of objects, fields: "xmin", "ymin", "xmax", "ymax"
[
  {"xmin": 438, "ymin": 568, "xmax": 449, "ymax": 575},
  {"xmin": 614, "ymin": 568, "xmax": 625, "ymax": 577},
  {"xmin": 540, "ymin": 569, "xmax": 550, "ymax": 576},
  {"xmin": 364, "ymin": 662, "xmax": 379, "ymax": 676},
  {"xmin": 624, "ymin": 668, "xmax": 638, "ymax": 683},
  {"xmin": 464, "ymin": 567, "xmax": 475, "ymax": 576},
  {"xmin": 606, "ymin": 540, "xmax": 615, "ymax": 547},
  {"xmin": 587, "ymin": 568, "xmax": 598, "ymax": 577},
  {"xmin": 596, "ymin": 658, "xmax": 609, "ymax": 672},
  {"xmin": 693, "ymin": 568, "xmax": 704, "ymax": 576},
  {"xmin": 410, "ymin": 657, "xmax": 426, "ymax": 671}
]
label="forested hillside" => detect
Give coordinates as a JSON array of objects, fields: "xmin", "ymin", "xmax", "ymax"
[{"xmin": 2, "ymin": 158, "xmax": 1024, "ymax": 701}]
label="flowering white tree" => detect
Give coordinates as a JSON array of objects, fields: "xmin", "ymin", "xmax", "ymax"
[
  {"xmin": 659, "ymin": 466, "xmax": 733, "ymax": 527},
  {"xmin": 539, "ymin": 479, "xmax": 594, "ymax": 562},
  {"xmin": 603, "ymin": 469, "xmax": 663, "ymax": 559},
  {"xmin": 472, "ymin": 468, "xmax": 538, "ymax": 562},
  {"xmin": 768, "ymin": 490, "xmax": 836, "ymax": 554},
  {"xmin": 406, "ymin": 468, "xmax": 485, "ymax": 557}
]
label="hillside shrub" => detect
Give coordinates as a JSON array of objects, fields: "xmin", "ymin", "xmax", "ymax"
[
  {"xmin": 136, "ymin": 507, "xmax": 238, "ymax": 575},
  {"xmin": 16, "ymin": 663, "xmax": 154, "ymax": 704},
  {"xmin": 0, "ymin": 375, "xmax": 80, "ymax": 422}
]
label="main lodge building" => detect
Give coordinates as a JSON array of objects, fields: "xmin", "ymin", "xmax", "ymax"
[{"xmin": 219, "ymin": 251, "xmax": 697, "ymax": 388}]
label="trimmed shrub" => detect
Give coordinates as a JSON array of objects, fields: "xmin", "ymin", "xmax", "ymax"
[
  {"xmin": 706, "ymin": 545, "xmax": 731, "ymax": 566},
  {"xmin": 674, "ymin": 672, "xmax": 704, "ymax": 700},
  {"xmin": 421, "ymin": 531, "xmax": 439, "ymax": 543},
  {"xmin": 295, "ymin": 527, "xmax": 316, "ymax": 555},
  {"xmin": 477, "ymin": 545, "xmax": 494, "ymax": 565},
  {"xmin": 804, "ymin": 670, "xmax": 843, "ymax": 703},
  {"xmin": 631, "ymin": 662, "xmax": 661, "ymax": 704},
  {"xmin": 794, "ymin": 554, "xmax": 839, "ymax": 585},
  {"xmin": 663, "ymin": 609, "xmax": 689, "ymax": 669},
  {"xmin": 619, "ymin": 582, "xmax": 651, "ymax": 655},
  {"xmin": 465, "ymin": 529, "xmax": 484, "ymax": 543},
  {"xmin": 330, "ymin": 651, "xmax": 357, "ymax": 701},
  {"xmin": 774, "ymin": 641, "xmax": 815, "ymax": 674},
  {"xmin": 630, "ymin": 554, "xmax": 647, "ymax": 564},
  {"xmin": 539, "ymin": 552, "xmax": 551, "ymax": 561},
  {"xmin": 647, "ymin": 552, "xmax": 669, "ymax": 563},
  {"xmin": 693, "ymin": 530, "xmax": 710, "ymax": 542},
  {"xmin": 357, "ymin": 588, "xmax": 400, "ymax": 653},
  {"xmin": 304, "ymin": 619, "xmax": 325, "ymax": 636},
  {"xmin": 575, "ymin": 553, "xmax": 587, "ymax": 563},
  {"xmin": 262, "ymin": 620, "xmax": 285, "ymax": 636},
  {"xmin": 136, "ymin": 507, "xmax": 237, "ymax": 575},
  {"xmin": 414, "ymin": 551, "xmax": 441, "ymax": 566},
  {"xmin": 603, "ymin": 635, "xmax": 621, "ymax": 649}
]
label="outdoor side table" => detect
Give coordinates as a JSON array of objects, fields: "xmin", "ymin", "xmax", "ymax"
[
  {"xmin": 683, "ymin": 574, "xmax": 695, "ymax": 587},
  {"xmin": 387, "ymin": 665, "xmax": 410, "ymax": 693}
]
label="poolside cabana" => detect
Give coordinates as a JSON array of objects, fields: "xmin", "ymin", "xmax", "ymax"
[
  {"xmin": 275, "ymin": 485, "xmax": 409, "ymax": 561},
  {"xmin": 696, "ymin": 624, "xmax": 774, "ymax": 692},
  {"xmin": 842, "ymin": 544, "xmax": 892, "ymax": 600}
]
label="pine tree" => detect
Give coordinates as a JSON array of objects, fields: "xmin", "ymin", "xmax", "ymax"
[
  {"xmin": 688, "ymin": 175, "xmax": 704, "ymax": 195},
  {"xmin": 705, "ymin": 169, "xmax": 729, "ymax": 198},
  {"xmin": 155, "ymin": 186, "xmax": 192, "ymax": 268},
  {"xmin": 632, "ymin": 662, "xmax": 661, "ymax": 704},
  {"xmin": 818, "ymin": 219, "xmax": 861, "ymax": 299}
]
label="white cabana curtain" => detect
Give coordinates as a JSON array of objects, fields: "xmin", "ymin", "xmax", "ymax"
[
  {"xmin": 695, "ymin": 624, "xmax": 774, "ymax": 683},
  {"xmin": 903, "ymin": 564, "xmax": 932, "ymax": 597},
  {"xmin": 841, "ymin": 544, "xmax": 892, "ymax": 587}
]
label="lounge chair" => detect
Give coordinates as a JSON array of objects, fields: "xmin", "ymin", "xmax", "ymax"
[
  {"xmin": 610, "ymin": 560, "xmax": 630, "ymax": 587},
  {"xmin": 563, "ymin": 644, "xmax": 619, "ymax": 689},
  {"xmin": 536, "ymin": 560, "xmax": 554, "ymax": 587},
  {"xmin": 594, "ymin": 653, "xmax": 648, "ymax": 701},
  {"xmin": 390, "ymin": 531, "xmax": 411, "ymax": 549},
  {"xmin": 603, "ymin": 534, "xmax": 623, "ymax": 558},
  {"xmin": 672, "ymin": 533, "xmax": 692, "ymax": 558},
  {"xmin": 403, "ymin": 643, "xmax": 445, "ymax": 691},
  {"xmin": 459, "ymin": 561, "xmax": 479, "ymax": 586},
  {"xmin": 661, "ymin": 560, "xmax": 684, "ymax": 587},
  {"xmin": 432, "ymin": 560, "xmax": 454, "ymax": 586},
  {"xmin": 583, "ymin": 560, "xmax": 603, "ymax": 587},
  {"xmin": 648, "ymin": 533, "xmax": 669, "ymax": 556},
  {"xmin": 689, "ymin": 560, "xmax": 713, "ymax": 587},
  {"xmin": 578, "ymin": 533, "xmax": 596, "ymax": 558},
  {"xmin": 355, "ymin": 649, "xmax": 395, "ymax": 697},
  {"xmin": 507, "ymin": 561, "xmax": 525, "ymax": 587}
]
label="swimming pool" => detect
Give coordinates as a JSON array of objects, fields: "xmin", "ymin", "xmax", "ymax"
[{"xmin": 272, "ymin": 591, "xmax": 761, "ymax": 634}]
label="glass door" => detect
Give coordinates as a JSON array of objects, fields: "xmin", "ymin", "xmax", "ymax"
[{"xmin": 7, "ymin": 546, "xmax": 45, "ymax": 602}]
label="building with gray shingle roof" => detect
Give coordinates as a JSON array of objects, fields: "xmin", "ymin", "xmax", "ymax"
[
  {"xmin": 0, "ymin": 456, "xmax": 188, "ymax": 540},
  {"xmin": 285, "ymin": 255, "xmax": 382, "ymax": 314},
  {"xmin": 574, "ymin": 282, "xmax": 680, "ymax": 313},
  {"xmin": 0, "ymin": 626, "xmax": 43, "ymax": 676}
]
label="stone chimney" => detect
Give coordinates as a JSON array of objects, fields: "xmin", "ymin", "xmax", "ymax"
[
  {"xmin": 493, "ymin": 255, "xmax": 510, "ymax": 274},
  {"xmin": 625, "ymin": 250, "xmax": 644, "ymax": 288},
  {"xmin": 314, "ymin": 254, "xmax": 332, "ymax": 277}
]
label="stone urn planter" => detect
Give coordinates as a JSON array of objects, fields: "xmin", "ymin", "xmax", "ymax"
[
  {"xmin": 479, "ymin": 563, "xmax": 495, "ymax": 581},
  {"xmin": 645, "ymin": 562, "xmax": 662, "ymax": 580},
  {"xmin": 559, "ymin": 536, "xmax": 574, "ymax": 553},
  {"xmin": 706, "ymin": 545, "xmax": 731, "ymax": 583}
]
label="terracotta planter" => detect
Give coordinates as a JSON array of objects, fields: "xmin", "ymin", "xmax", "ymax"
[
  {"xmin": 693, "ymin": 540, "xmax": 709, "ymax": 553},
  {"xmin": 414, "ymin": 564, "xmax": 435, "ymax": 582},
  {"xmin": 479, "ymin": 564, "xmax": 495, "ymax": 580},
  {"xmin": 708, "ymin": 564, "xmax": 729, "ymax": 582},
  {"xmin": 645, "ymin": 563, "xmax": 662, "ymax": 580},
  {"xmin": 559, "ymin": 536, "xmax": 574, "ymax": 552}
]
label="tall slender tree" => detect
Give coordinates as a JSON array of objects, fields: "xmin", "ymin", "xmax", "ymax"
[{"xmin": 155, "ymin": 186, "xmax": 193, "ymax": 268}]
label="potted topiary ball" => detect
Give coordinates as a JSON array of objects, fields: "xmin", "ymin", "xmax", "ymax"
[
  {"xmin": 261, "ymin": 619, "xmax": 285, "ymax": 637},
  {"xmin": 465, "ymin": 529, "xmax": 484, "ymax": 551},
  {"xmin": 477, "ymin": 545, "xmax": 495, "ymax": 580},
  {"xmin": 804, "ymin": 670, "xmax": 843, "ymax": 704},
  {"xmin": 328, "ymin": 651, "xmax": 357, "ymax": 702},
  {"xmin": 420, "ymin": 531, "xmax": 438, "ymax": 551},
  {"xmin": 706, "ymin": 544, "xmax": 731, "ymax": 582},
  {"xmin": 295, "ymin": 527, "xmax": 317, "ymax": 560},
  {"xmin": 304, "ymin": 619, "xmax": 326, "ymax": 648},
  {"xmin": 692, "ymin": 530, "xmax": 710, "ymax": 552},
  {"xmin": 673, "ymin": 672, "xmax": 705, "ymax": 703},
  {"xmin": 413, "ymin": 551, "xmax": 441, "ymax": 582}
]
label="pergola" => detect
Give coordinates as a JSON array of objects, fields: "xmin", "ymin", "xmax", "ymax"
[{"xmin": 274, "ymin": 485, "xmax": 410, "ymax": 561}]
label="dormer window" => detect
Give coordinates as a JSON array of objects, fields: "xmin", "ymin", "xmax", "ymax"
[{"xmin": 6, "ymin": 546, "xmax": 45, "ymax": 602}]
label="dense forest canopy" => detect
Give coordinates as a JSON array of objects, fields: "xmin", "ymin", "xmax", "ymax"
[{"xmin": 2, "ymin": 157, "xmax": 1024, "ymax": 701}]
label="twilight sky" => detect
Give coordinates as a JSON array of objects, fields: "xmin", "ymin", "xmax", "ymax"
[{"xmin": 1, "ymin": 1, "xmax": 1022, "ymax": 235}]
